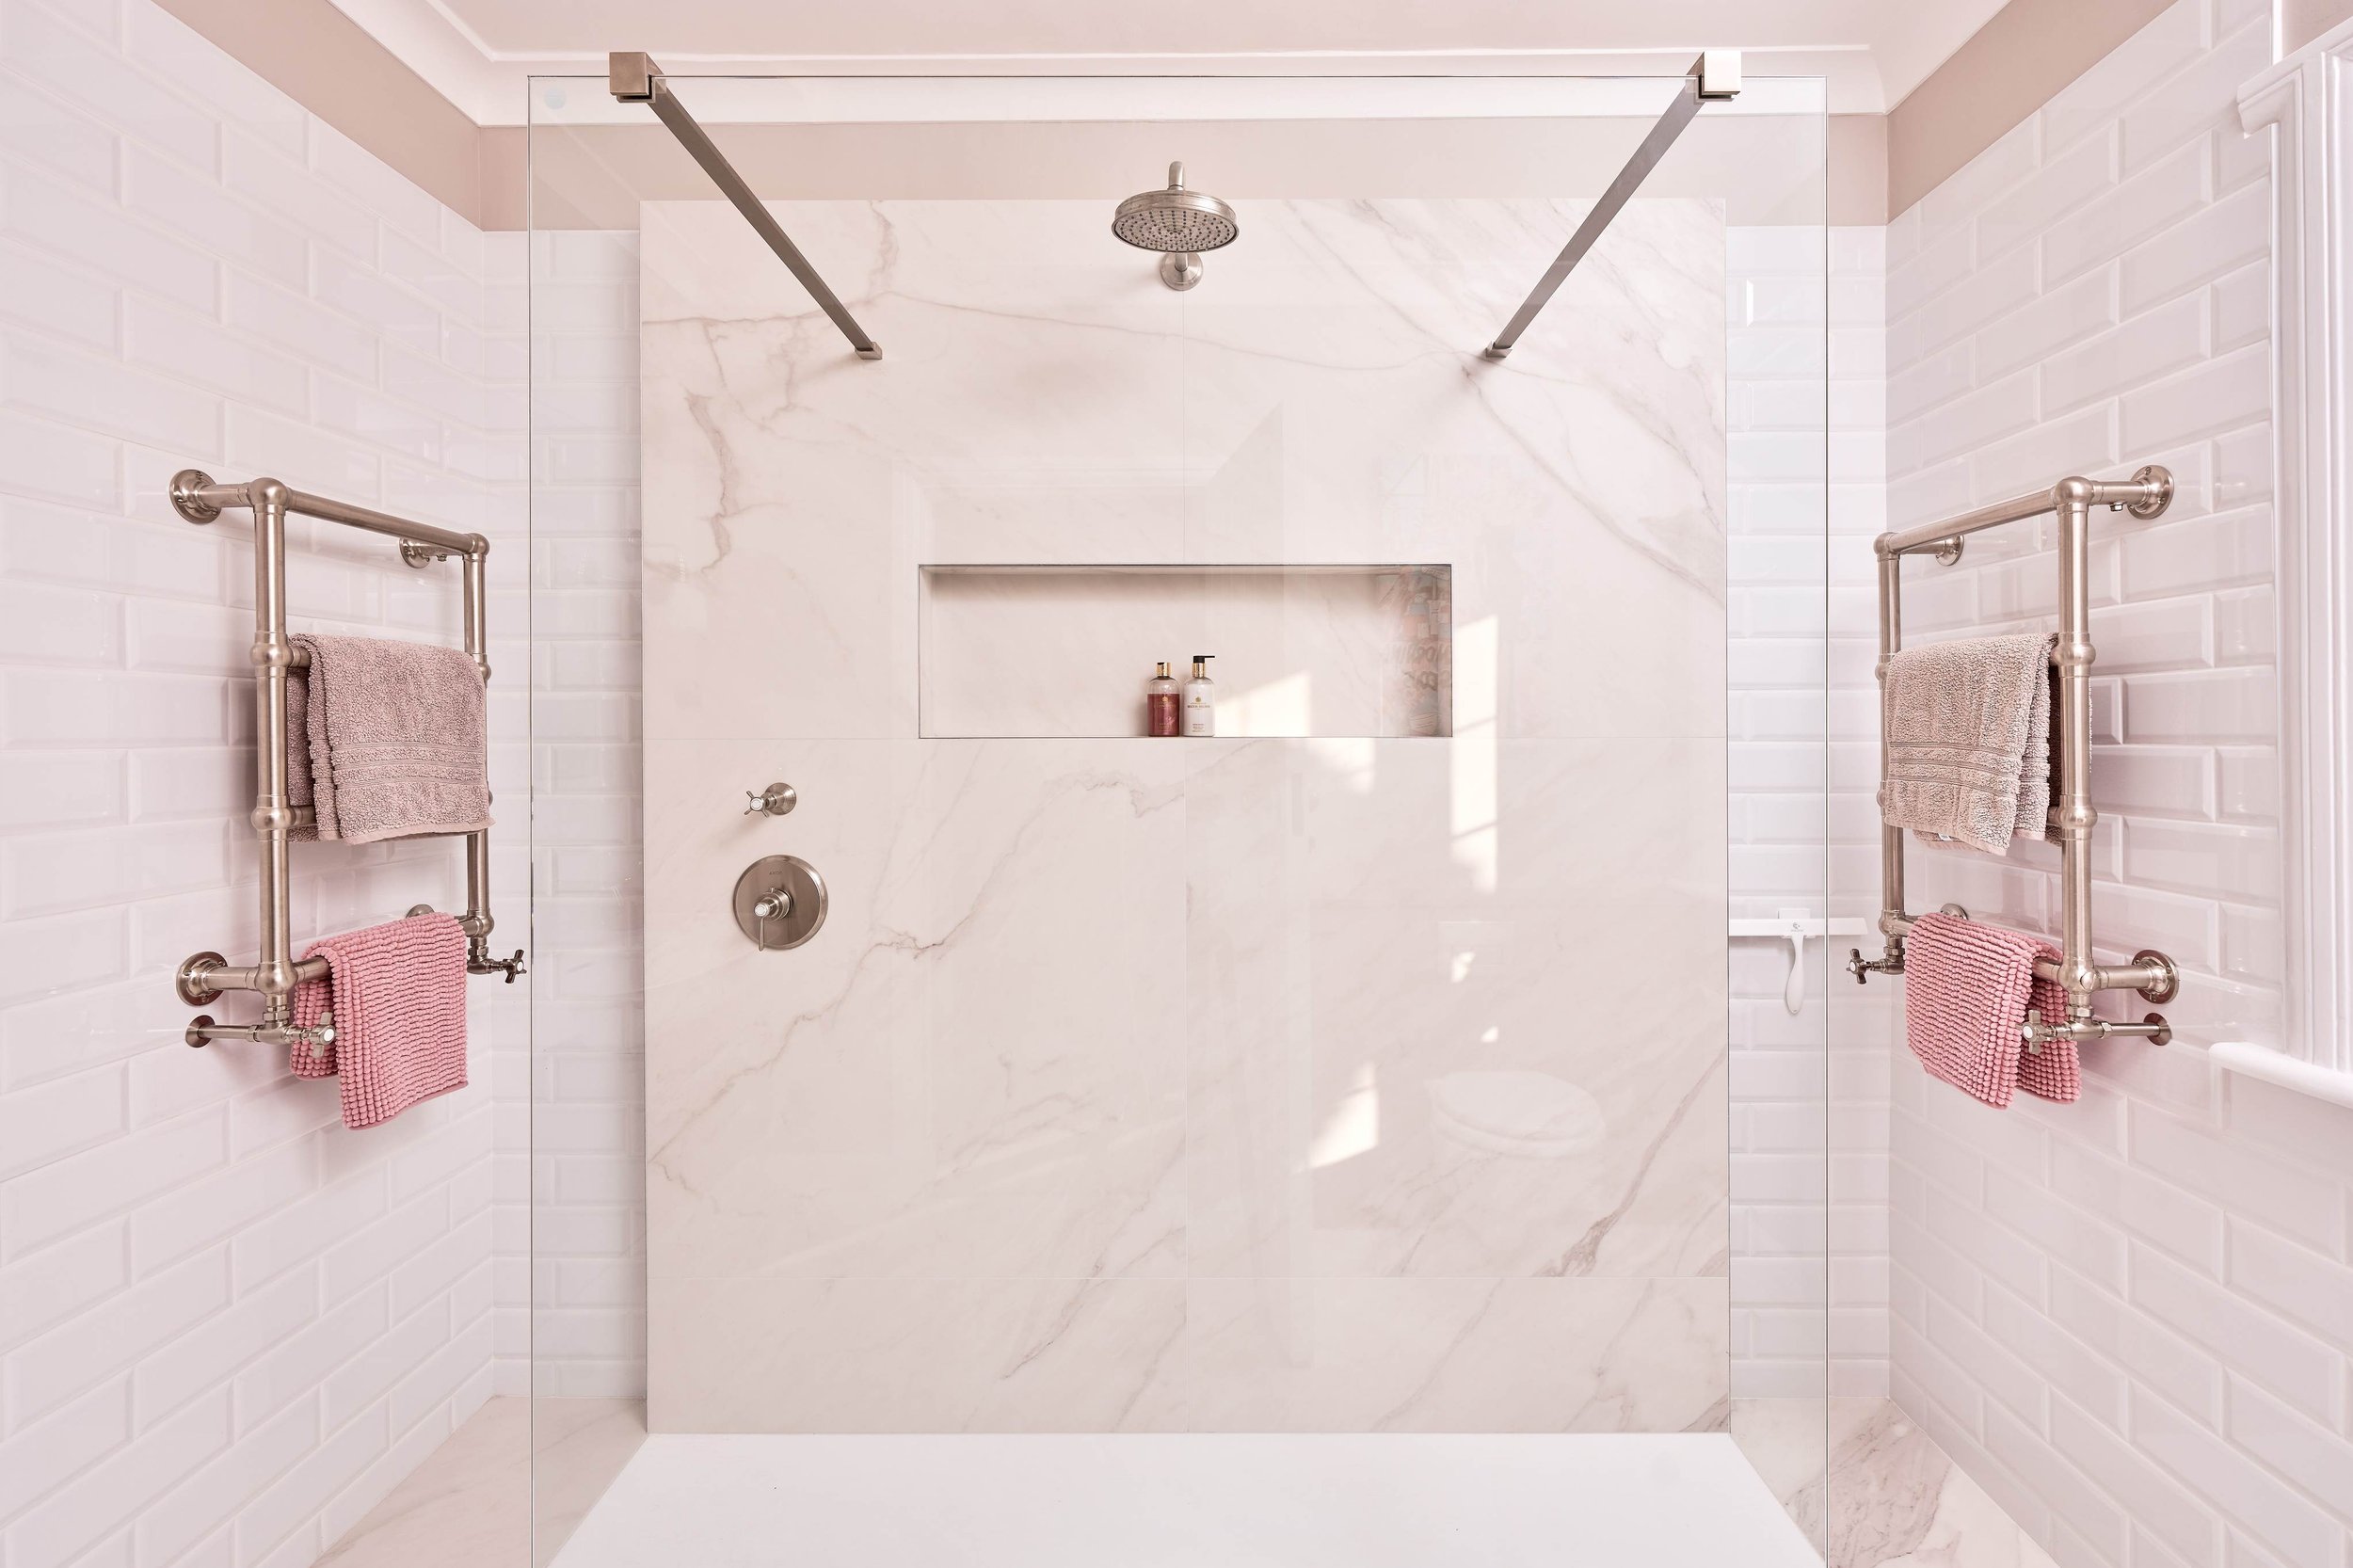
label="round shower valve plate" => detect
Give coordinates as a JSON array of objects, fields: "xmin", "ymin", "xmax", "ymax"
[{"xmin": 732, "ymin": 855, "xmax": 827, "ymax": 951}]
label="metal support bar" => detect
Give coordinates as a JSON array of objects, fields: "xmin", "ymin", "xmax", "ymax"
[
  {"xmin": 610, "ymin": 51, "xmax": 882, "ymax": 361},
  {"xmin": 168, "ymin": 472, "xmax": 515, "ymax": 1046},
  {"xmin": 1850, "ymin": 467, "xmax": 2182, "ymax": 1038},
  {"xmin": 1481, "ymin": 52, "xmax": 1737, "ymax": 360}
]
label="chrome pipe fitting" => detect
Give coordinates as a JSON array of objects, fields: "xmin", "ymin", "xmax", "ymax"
[{"xmin": 185, "ymin": 1011, "xmax": 336, "ymax": 1050}]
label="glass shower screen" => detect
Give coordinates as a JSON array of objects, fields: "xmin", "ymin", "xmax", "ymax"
[{"xmin": 524, "ymin": 69, "xmax": 1835, "ymax": 1565}]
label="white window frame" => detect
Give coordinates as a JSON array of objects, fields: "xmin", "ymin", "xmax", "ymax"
[{"xmin": 2232, "ymin": 18, "xmax": 2353, "ymax": 1100}]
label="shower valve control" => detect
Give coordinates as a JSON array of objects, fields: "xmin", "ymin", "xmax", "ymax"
[
  {"xmin": 733, "ymin": 856, "xmax": 827, "ymax": 952},
  {"xmin": 744, "ymin": 782, "xmax": 797, "ymax": 817}
]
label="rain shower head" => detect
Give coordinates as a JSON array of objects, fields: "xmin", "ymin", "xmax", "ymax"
[{"xmin": 1112, "ymin": 162, "xmax": 1237, "ymax": 291}]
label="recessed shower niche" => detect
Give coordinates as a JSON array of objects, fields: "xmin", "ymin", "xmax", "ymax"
[{"xmin": 916, "ymin": 563, "xmax": 1453, "ymax": 739}]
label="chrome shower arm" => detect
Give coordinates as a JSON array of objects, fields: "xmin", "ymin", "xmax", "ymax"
[
  {"xmin": 1481, "ymin": 51, "xmax": 1740, "ymax": 361},
  {"xmin": 610, "ymin": 52, "xmax": 882, "ymax": 361}
]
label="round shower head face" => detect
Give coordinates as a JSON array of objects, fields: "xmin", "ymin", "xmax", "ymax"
[
  {"xmin": 1112, "ymin": 161, "xmax": 1240, "ymax": 257},
  {"xmin": 1111, "ymin": 191, "xmax": 1240, "ymax": 255}
]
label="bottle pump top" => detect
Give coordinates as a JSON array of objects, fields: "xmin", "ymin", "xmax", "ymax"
[{"xmin": 1192, "ymin": 655, "xmax": 1213, "ymax": 676}]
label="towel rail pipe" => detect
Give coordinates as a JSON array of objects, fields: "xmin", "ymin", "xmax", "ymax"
[
  {"xmin": 256, "ymin": 481, "xmax": 294, "ymax": 1021},
  {"xmin": 172, "ymin": 474, "xmax": 481, "ymax": 559},
  {"xmin": 2056, "ymin": 491, "xmax": 2098, "ymax": 1014},
  {"xmin": 1875, "ymin": 471, "xmax": 2172, "ymax": 560},
  {"xmin": 458, "ymin": 547, "xmax": 495, "ymax": 951},
  {"xmin": 168, "ymin": 471, "xmax": 511, "ymax": 1045},
  {"xmin": 1870, "ymin": 546, "xmax": 1906, "ymax": 972},
  {"xmin": 1879, "ymin": 912, "xmax": 2173, "ymax": 994}
]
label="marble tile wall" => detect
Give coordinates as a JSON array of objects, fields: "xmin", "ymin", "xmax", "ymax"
[{"xmin": 637, "ymin": 195, "xmax": 1735, "ymax": 1432}]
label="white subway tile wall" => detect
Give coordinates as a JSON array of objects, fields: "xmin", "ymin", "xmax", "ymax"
[
  {"xmin": 1882, "ymin": 0, "xmax": 2353, "ymax": 1562},
  {"xmin": 0, "ymin": 2, "xmax": 526, "ymax": 1564},
  {"xmin": 1726, "ymin": 223, "xmax": 1889, "ymax": 1400},
  {"xmin": 523, "ymin": 228, "xmax": 645, "ymax": 1399}
]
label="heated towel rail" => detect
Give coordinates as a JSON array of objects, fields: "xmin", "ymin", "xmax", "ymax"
[
  {"xmin": 1846, "ymin": 466, "xmax": 2183, "ymax": 1051},
  {"xmin": 166, "ymin": 471, "xmax": 523, "ymax": 1050}
]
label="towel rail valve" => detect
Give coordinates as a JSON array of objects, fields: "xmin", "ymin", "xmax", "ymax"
[
  {"xmin": 1848, "ymin": 943, "xmax": 1903, "ymax": 984},
  {"xmin": 468, "ymin": 940, "xmax": 526, "ymax": 984}
]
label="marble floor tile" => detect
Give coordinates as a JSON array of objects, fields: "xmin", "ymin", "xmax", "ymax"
[
  {"xmin": 532, "ymin": 1400, "xmax": 652, "ymax": 1568},
  {"xmin": 1725, "ymin": 1397, "xmax": 2057, "ymax": 1568},
  {"xmin": 315, "ymin": 1397, "xmax": 644, "ymax": 1568}
]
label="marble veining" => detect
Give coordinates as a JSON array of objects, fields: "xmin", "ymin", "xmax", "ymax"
[
  {"xmin": 1725, "ymin": 1399, "xmax": 2060, "ymax": 1568},
  {"xmin": 639, "ymin": 196, "xmax": 1729, "ymax": 1432}
]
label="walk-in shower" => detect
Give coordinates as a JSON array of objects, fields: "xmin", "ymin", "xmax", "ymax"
[{"xmin": 525, "ymin": 63, "xmax": 1837, "ymax": 1566}]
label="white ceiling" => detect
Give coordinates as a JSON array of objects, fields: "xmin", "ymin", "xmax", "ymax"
[{"xmin": 336, "ymin": 0, "xmax": 2014, "ymax": 123}]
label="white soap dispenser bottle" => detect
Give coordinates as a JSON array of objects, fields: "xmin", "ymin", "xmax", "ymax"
[{"xmin": 1183, "ymin": 655, "xmax": 1216, "ymax": 737}]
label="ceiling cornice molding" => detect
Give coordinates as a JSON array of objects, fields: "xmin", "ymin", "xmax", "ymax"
[
  {"xmin": 328, "ymin": 0, "xmax": 1932, "ymax": 119},
  {"xmin": 164, "ymin": 0, "xmax": 2012, "ymax": 230}
]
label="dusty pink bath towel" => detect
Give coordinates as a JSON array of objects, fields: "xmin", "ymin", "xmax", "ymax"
[
  {"xmin": 290, "ymin": 912, "xmax": 470, "ymax": 1128},
  {"xmin": 1902, "ymin": 912, "xmax": 2080, "ymax": 1108},
  {"xmin": 1881, "ymin": 633, "xmax": 2057, "ymax": 855},
  {"xmin": 285, "ymin": 633, "xmax": 490, "ymax": 844}
]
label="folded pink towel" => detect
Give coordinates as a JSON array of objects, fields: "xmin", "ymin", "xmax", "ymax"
[
  {"xmin": 284, "ymin": 633, "xmax": 490, "ymax": 844},
  {"xmin": 290, "ymin": 913, "xmax": 470, "ymax": 1128},
  {"xmin": 1903, "ymin": 912, "xmax": 2080, "ymax": 1108}
]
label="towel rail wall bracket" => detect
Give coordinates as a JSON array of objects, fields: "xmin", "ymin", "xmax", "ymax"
[
  {"xmin": 1847, "ymin": 465, "xmax": 2183, "ymax": 1050},
  {"xmin": 166, "ymin": 471, "xmax": 523, "ymax": 1048}
]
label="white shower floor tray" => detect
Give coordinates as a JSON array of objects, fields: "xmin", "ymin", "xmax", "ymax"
[{"xmin": 551, "ymin": 1432, "xmax": 1820, "ymax": 1567}]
